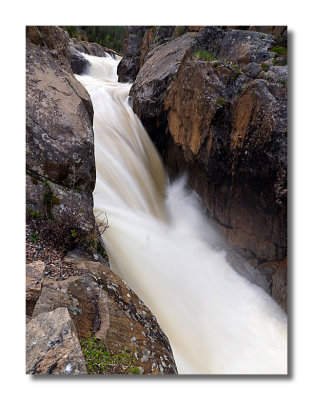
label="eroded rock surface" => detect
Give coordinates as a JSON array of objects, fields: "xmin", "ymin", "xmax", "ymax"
[
  {"xmin": 26, "ymin": 307, "xmax": 87, "ymax": 374},
  {"xmin": 123, "ymin": 26, "xmax": 288, "ymax": 309},
  {"xmin": 29, "ymin": 253, "xmax": 177, "ymax": 375},
  {"xmin": 26, "ymin": 26, "xmax": 96, "ymax": 232},
  {"xmin": 26, "ymin": 261, "xmax": 46, "ymax": 317}
]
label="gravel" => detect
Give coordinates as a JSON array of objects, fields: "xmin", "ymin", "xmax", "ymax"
[{"xmin": 26, "ymin": 225, "xmax": 83, "ymax": 281}]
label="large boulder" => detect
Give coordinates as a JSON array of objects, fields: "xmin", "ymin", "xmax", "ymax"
[
  {"xmin": 31, "ymin": 253, "xmax": 177, "ymax": 375},
  {"xmin": 130, "ymin": 32, "xmax": 196, "ymax": 150},
  {"xmin": 26, "ymin": 307, "xmax": 87, "ymax": 374},
  {"xmin": 26, "ymin": 26, "xmax": 96, "ymax": 235}
]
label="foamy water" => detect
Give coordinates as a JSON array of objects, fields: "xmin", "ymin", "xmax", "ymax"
[{"xmin": 75, "ymin": 52, "xmax": 287, "ymax": 374}]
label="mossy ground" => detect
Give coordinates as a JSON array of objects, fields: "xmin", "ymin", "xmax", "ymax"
[{"xmin": 80, "ymin": 333, "xmax": 141, "ymax": 374}]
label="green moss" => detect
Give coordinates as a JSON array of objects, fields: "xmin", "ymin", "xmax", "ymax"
[
  {"xmin": 261, "ymin": 63, "xmax": 269, "ymax": 72},
  {"xmin": 272, "ymin": 58, "xmax": 287, "ymax": 66},
  {"xmin": 271, "ymin": 46, "xmax": 287, "ymax": 58},
  {"xmin": 192, "ymin": 50, "xmax": 216, "ymax": 62},
  {"xmin": 216, "ymin": 97, "xmax": 227, "ymax": 107},
  {"xmin": 80, "ymin": 333, "xmax": 141, "ymax": 374},
  {"xmin": 213, "ymin": 62, "xmax": 219, "ymax": 68},
  {"xmin": 29, "ymin": 210, "xmax": 44, "ymax": 219}
]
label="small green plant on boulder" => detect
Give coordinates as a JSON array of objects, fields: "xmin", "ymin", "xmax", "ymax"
[
  {"xmin": 261, "ymin": 63, "xmax": 270, "ymax": 72},
  {"xmin": 216, "ymin": 97, "xmax": 227, "ymax": 107},
  {"xmin": 193, "ymin": 50, "xmax": 216, "ymax": 62},
  {"xmin": 271, "ymin": 46, "xmax": 287, "ymax": 58},
  {"xmin": 80, "ymin": 333, "xmax": 141, "ymax": 374}
]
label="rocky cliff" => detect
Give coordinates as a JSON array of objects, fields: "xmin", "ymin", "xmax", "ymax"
[
  {"xmin": 26, "ymin": 26, "xmax": 177, "ymax": 375},
  {"xmin": 119, "ymin": 26, "xmax": 288, "ymax": 311}
]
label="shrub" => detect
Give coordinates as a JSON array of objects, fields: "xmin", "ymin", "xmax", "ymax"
[{"xmin": 26, "ymin": 208, "xmax": 108, "ymax": 254}]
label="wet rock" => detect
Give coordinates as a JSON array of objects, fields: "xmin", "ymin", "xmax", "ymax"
[
  {"xmin": 26, "ymin": 307, "xmax": 87, "ymax": 374},
  {"xmin": 26, "ymin": 261, "xmax": 46, "ymax": 317},
  {"xmin": 70, "ymin": 47, "xmax": 91, "ymax": 75},
  {"xmin": 117, "ymin": 26, "xmax": 147, "ymax": 83},
  {"xmin": 69, "ymin": 37, "xmax": 120, "ymax": 58},
  {"xmin": 127, "ymin": 26, "xmax": 287, "ymax": 308}
]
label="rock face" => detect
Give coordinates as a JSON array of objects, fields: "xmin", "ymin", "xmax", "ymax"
[
  {"xmin": 124, "ymin": 26, "xmax": 288, "ymax": 310},
  {"xmin": 69, "ymin": 37, "xmax": 121, "ymax": 75},
  {"xmin": 26, "ymin": 307, "xmax": 87, "ymax": 374},
  {"xmin": 28, "ymin": 253, "xmax": 177, "ymax": 375},
  {"xmin": 26, "ymin": 26, "xmax": 96, "ymax": 233},
  {"xmin": 26, "ymin": 26, "xmax": 178, "ymax": 374}
]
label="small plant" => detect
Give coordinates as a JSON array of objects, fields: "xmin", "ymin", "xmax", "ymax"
[
  {"xmin": 29, "ymin": 210, "xmax": 44, "ymax": 219},
  {"xmin": 30, "ymin": 232, "xmax": 40, "ymax": 243},
  {"xmin": 193, "ymin": 50, "xmax": 216, "ymax": 62},
  {"xmin": 271, "ymin": 46, "xmax": 287, "ymax": 58},
  {"xmin": 272, "ymin": 58, "xmax": 287, "ymax": 66},
  {"xmin": 261, "ymin": 63, "xmax": 270, "ymax": 72},
  {"xmin": 216, "ymin": 97, "xmax": 227, "ymax": 107},
  {"xmin": 80, "ymin": 333, "xmax": 141, "ymax": 374},
  {"xmin": 213, "ymin": 62, "xmax": 219, "ymax": 68}
]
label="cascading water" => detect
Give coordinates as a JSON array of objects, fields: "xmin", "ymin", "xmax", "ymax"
[{"xmin": 75, "ymin": 53, "xmax": 288, "ymax": 374}]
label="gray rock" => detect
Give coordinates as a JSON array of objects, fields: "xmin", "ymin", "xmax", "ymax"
[
  {"xmin": 217, "ymin": 29, "xmax": 275, "ymax": 64},
  {"xmin": 26, "ymin": 261, "xmax": 46, "ymax": 317},
  {"xmin": 26, "ymin": 307, "xmax": 87, "ymax": 374},
  {"xmin": 26, "ymin": 26, "xmax": 96, "ymax": 231}
]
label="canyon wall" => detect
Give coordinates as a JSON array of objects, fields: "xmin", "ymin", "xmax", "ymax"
[{"xmin": 119, "ymin": 26, "xmax": 288, "ymax": 311}]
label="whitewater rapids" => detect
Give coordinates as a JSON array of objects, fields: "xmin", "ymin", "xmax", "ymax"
[{"xmin": 75, "ymin": 52, "xmax": 288, "ymax": 374}]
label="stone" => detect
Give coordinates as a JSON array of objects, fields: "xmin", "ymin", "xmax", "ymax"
[
  {"xmin": 70, "ymin": 47, "xmax": 91, "ymax": 75},
  {"xmin": 26, "ymin": 26, "xmax": 96, "ymax": 231},
  {"xmin": 130, "ymin": 32, "xmax": 196, "ymax": 149},
  {"xmin": 26, "ymin": 307, "xmax": 87, "ymax": 374},
  {"xmin": 217, "ymin": 29, "xmax": 275, "ymax": 65},
  {"xmin": 26, "ymin": 261, "xmax": 46, "ymax": 317},
  {"xmin": 125, "ymin": 26, "xmax": 287, "ymax": 308},
  {"xmin": 32, "ymin": 254, "xmax": 177, "ymax": 374},
  {"xmin": 117, "ymin": 26, "xmax": 147, "ymax": 83}
]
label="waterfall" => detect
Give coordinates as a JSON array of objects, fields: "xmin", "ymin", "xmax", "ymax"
[{"xmin": 75, "ymin": 53, "xmax": 287, "ymax": 374}]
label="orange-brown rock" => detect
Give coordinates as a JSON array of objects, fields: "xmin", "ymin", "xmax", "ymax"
[
  {"xmin": 31, "ymin": 252, "xmax": 177, "ymax": 375},
  {"xmin": 128, "ymin": 26, "xmax": 287, "ymax": 309}
]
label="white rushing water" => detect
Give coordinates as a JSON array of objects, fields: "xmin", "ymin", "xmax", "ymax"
[{"xmin": 75, "ymin": 53, "xmax": 288, "ymax": 374}]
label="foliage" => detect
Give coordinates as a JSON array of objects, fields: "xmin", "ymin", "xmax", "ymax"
[
  {"xmin": 261, "ymin": 63, "xmax": 270, "ymax": 72},
  {"xmin": 272, "ymin": 58, "xmax": 287, "ymax": 66},
  {"xmin": 216, "ymin": 97, "xmax": 227, "ymax": 107},
  {"xmin": 80, "ymin": 333, "xmax": 141, "ymax": 374},
  {"xmin": 30, "ymin": 232, "xmax": 40, "ymax": 243},
  {"xmin": 63, "ymin": 26, "xmax": 126, "ymax": 54},
  {"xmin": 26, "ymin": 206, "xmax": 108, "ymax": 254},
  {"xmin": 271, "ymin": 46, "xmax": 287, "ymax": 58},
  {"xmin": 192, "ymin": 50, "xmax": 216, "ymax": 62},
  {"xmin": 230, "ymin": 64, "xmax": 241, "ymax": 80}
]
